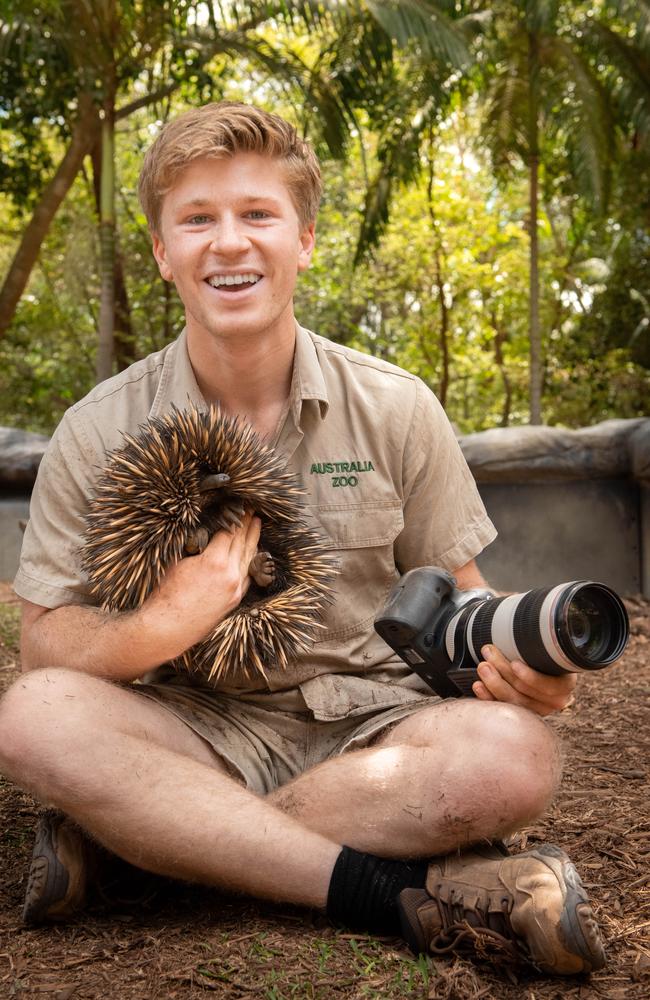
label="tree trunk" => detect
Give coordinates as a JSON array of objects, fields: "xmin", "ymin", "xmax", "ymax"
[
  {"xmin": 528, "ymin": 30, "xmax": 543, "ymax": 424},
  {"xmin": 432, "ymin": 246, "xmax": 450, "ymax": 408},
  {"xmin": 426, "ymin": 144, "xmax": 451, "ymax": 407},
  {"xmin": 113, "ymin": 256, "xmax": 135, "ymax": 371},
  {"xmin": 0, "ymin": 95, "xmax": 98, "ymax": 338},
  {"xmin": 96, "ymin": 104, "xmax": 116, "ymax": 383},
  {"xmin": 490, "ymin": 309, "xmax": 512, "ymax": 427},
  {"xmin": 90, "ymin": 139, "xmax": 135, "ymax": 371}
]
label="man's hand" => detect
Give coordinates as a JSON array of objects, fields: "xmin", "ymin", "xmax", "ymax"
[
  {"xmin": 20, "ymin": 513, "xmax": 262, "ymax": 680},
  {"xmin": 472, "ymin": 644, "xmax": 576, "ymax": 717},
  {"xmin": 143, "ymin": 510, "xmax": 262, "ymax": 658}
]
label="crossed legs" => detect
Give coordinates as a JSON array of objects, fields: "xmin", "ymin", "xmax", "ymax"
[{"xmin": 0, "ymin": 668, "xmax": 561, "ymax": 909}]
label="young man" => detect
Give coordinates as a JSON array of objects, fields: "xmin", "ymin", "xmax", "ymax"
[{"xmin": 0, "ymin": 103, "xmax": 604, "ymax": 974}]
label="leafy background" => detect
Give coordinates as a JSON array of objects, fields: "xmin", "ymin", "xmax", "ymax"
[{"xmin": 1, "ymin": 0, "xmax": 649, "ymax": 434}]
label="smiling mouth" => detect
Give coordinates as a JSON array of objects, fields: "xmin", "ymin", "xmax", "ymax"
[{"xmin": 206, "ymin": 273, "xmax": 262, "ymax": 292}]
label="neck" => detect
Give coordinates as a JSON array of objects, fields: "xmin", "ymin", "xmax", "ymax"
[{"xmin": 186, "ymin": 325, "xmax": 295, "ymax": 440}]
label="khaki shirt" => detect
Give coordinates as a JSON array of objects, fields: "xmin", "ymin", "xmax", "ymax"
[{"xmin": 15, "ymin": 325, "xmax": 496, "ymax": 719}]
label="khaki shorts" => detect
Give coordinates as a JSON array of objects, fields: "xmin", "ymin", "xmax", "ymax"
[{"xmin": 133, "ymin": 679, "xmax": 437, "ymax": 795}]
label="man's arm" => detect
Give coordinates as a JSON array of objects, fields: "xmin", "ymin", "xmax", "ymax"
[
  {"xmin": 452, "ymin": 559, "xmax": 492, "ymax": 592},
  {"xmin": 452, "ymin": 558, "xmax": 576, "ymax": 717},
  {"xmin": 20, "ymin": 514, "xmax": 261, "ymax": 679}
]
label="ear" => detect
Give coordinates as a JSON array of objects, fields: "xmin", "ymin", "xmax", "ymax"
[
  {"xmin": 152, "ymin": 231, "xmax": 173, "ymax": 282},
  {"xmin": 297, "ymin": 222, "xmax": 316, "ymax": 273}
]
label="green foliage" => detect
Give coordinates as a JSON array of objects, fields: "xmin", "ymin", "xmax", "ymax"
[
  {"xmin": 0, "ymin": 603, "xmax": 20, "ymax": 654},
  {"xmin": 0, "ymin": 0, "xmax": 649, "ymax": 434}
]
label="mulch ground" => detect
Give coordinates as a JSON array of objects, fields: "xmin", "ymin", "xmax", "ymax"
[{"xmin": 0, "ymin": 582, "xmax": 648, "ymax": 999}]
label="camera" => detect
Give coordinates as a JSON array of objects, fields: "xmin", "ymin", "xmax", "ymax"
[{"xmin": 374, "ymin": 567, "xmax": 629, "ymax": 699}]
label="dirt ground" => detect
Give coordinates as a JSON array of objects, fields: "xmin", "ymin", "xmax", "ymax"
[{"xmin": 0, "ymin": 581, "xmax": 648, "ymax": 1000}]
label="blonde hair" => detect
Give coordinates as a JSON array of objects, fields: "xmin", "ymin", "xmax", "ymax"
[{"xmin": 138, "ymin": 102, "xmax": 321, "ymax": 233}]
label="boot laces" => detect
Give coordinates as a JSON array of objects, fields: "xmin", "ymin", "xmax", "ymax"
[{"xmin": 429, "ymin": 883, "xmax": 523, "ymax": 960}]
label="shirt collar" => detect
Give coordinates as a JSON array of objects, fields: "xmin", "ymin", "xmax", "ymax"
[
  {"xmin": 148, "ymin": 328, "xmax": 207, "ymax": 420},
  {"xmin": 148, "ymin": 323, "xmax": 330, "ymax": 424},
  {"xmin": 291, "ymin": 323, "xmax": 329, "ymax": 424}
]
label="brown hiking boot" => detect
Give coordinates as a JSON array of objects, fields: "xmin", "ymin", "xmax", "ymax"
[
  {"xmin": 22, "ymin": 811, "xmax": 92, "ymax": 925},
  {"xmin": 398, "ymin": 844, "xmax": 605, "ymax": 975}
]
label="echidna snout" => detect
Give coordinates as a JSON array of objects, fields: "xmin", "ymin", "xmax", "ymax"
[{"xmin": 199, "ymin": 472, "xmax": 231, "ymax": 493}]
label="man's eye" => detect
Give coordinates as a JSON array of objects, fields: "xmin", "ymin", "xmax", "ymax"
[
  {"xmin": 188, "ymin": 215, "xmax": 210, "ymax": 224},
  {"xmin": 248, "ymin": 210, "xmax": 269, "ymax": 220}
]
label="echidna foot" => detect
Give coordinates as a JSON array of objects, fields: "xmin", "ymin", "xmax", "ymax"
[
  {"xmin": 184, "ymin": 525, "xmax": 210, "ymax": 555},
  {"xmin": 249, "ymin": 550, "xmax": 275, "ymax": 588}
]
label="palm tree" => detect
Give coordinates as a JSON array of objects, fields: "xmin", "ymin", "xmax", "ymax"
[
  {"xmin": 347, "ymin": 2, "xmax": 490, "ymax": 404},
  {"xmin": 0, "ymin": 0, "xmax": 492, "ymax": 378},
  {"xmin": 351, "ymin": 2, "xmax": 632, "ymax": 424},
  {"xmin": 351, "ymin": 1, "xmax": 487, "ymax": 258},
  {"xmin": 482, "ymin": 0, "xmax": 617, "ymax": 423}
]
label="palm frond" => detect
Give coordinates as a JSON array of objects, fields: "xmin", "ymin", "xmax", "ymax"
[
  {"xmin": 204, "ymin": 31, "xmax": 354, "ymax": 158},
  {"xmin": 483, "ymin": 54, "xmax": 529, "ymax": 168},
  {"xmin": 354, "ymin": 90, "xmax": 439, "ymax": 264},
  {"xmin": 544, "ymin": 35, "xmax": 615, "ymax": 210},
  {"xmin": 588, "ymin": 20, "xmax": 650, "ymax": 144},
  {"xmin": 366, "ymin": 0, "xmax": 471, "ymax": 70}
]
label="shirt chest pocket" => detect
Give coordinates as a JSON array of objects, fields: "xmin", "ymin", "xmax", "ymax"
[{"xmin": 310, "ymin": 501, "xmax": 404, "ymax": 642}]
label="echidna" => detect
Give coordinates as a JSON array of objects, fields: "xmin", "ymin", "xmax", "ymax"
[{"xmin": 82, "ymin": 404, "xmax": 336, "ymax": 685}]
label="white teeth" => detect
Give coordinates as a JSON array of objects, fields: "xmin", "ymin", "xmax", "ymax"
[{"xmin": 208, "ymin": 273, "xmax": 261, "ymax": 287}]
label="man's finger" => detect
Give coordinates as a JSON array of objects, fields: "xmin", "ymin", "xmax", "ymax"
[
  {"xmin": 482, "ymin": 645, "xmax": 575, "ymax": 701},
  {"xmin": 510, "ymin": 658, "xmax": 576, "ymax": 699},
  {"xmin": 472, "ymin": 680, "xmax": 496, "ymax": 701},
  {"xmin": 476, "ymin": 661, "xmax": 571, "ymax": 715}
]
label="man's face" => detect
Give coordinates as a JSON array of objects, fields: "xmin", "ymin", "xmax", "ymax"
[{"xmin": 152, "ymin": 152, "xmax": 315, "ymax": 346}]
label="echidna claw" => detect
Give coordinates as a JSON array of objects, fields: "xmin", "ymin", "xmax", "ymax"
[
  {"xmin": 184, "ymin": 525, "xmax": 210, "ymax": 555},
  {"xmin": 249, "ymin": 550, "xmax": 275, "ymax": 588},
  {"xmin": 219, "ymin": 502, "xmax": 246, "ymax": 530},
  {"xmin": 199, "ymin": 472, "xmax": 230, "ymax": 493}
]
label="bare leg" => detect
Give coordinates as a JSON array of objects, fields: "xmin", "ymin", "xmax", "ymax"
[
  {"xmin": 269, "ymin": 699, "xmax": 562, "ymax": 856},
  {"xmin": 0, "ymin": 669, "xmax": 338, "ymax": 907},
  {"xmin": 0, "ymin": 673, "xmax": 560, "ymax": 911}
]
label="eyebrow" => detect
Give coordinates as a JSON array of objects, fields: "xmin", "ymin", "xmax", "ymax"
[{"xmin": 177, "ymin": 195, "xmax": 284, "ymax": 210}]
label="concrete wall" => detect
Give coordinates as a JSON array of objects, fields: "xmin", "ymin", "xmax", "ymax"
[
  {"xmin": 2, "ymin": 419, "xmax": 649, "ymax": 597},
  {"xmin": 475, "ymin": 479, "xmax": 643, "ymax": 595},
  {"xmin": 462, "ymin": 419, "xmax": 650, "ymax": 597},
  {"xmin": 0, "ymin": 496, "xmax": 30, "ymax": 582}
]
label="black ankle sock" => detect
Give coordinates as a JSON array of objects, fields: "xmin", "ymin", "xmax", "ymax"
[{"xmin": 326, "ymin": 846, "xmax": 428, "ymax": 935}]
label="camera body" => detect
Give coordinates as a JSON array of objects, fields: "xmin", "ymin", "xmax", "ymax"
[
  {"xmin": 374, "ymin": 567, "xmax": 494, "ymax": 698},
  {"xmin": 374, "ymin": 566, "xmax": 629, "ymax": 699}
]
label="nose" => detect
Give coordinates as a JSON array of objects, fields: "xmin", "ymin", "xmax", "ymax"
[{"xmin": 209, "ymin": 215, "xmax": 250, "ymax": 256}]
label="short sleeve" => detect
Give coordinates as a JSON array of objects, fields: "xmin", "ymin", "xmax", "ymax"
[
  {"xmin": 13, "ymin": 411, "xmax": 99, "ymax": 609},
  {"xmin": 394, "ymin": 379, "xmax": 497, "ymax": 573}
]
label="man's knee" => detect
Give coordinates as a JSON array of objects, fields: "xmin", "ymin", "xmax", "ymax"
[
  {"xmin": 388, "ymin": 699, "xmax": 562, "ymax": 820},
  {"xmin": 467, "ymin": 701, "xmax": 562, "ymax": 813},
  {"xmin": 0, "ymin": 668, "xmax": 106, "ymax": 780}
]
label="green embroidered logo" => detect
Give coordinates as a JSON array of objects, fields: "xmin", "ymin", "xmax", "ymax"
[{"xmin": 310, "ymin": 460, "xmax": 375, "ymax": 488}]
